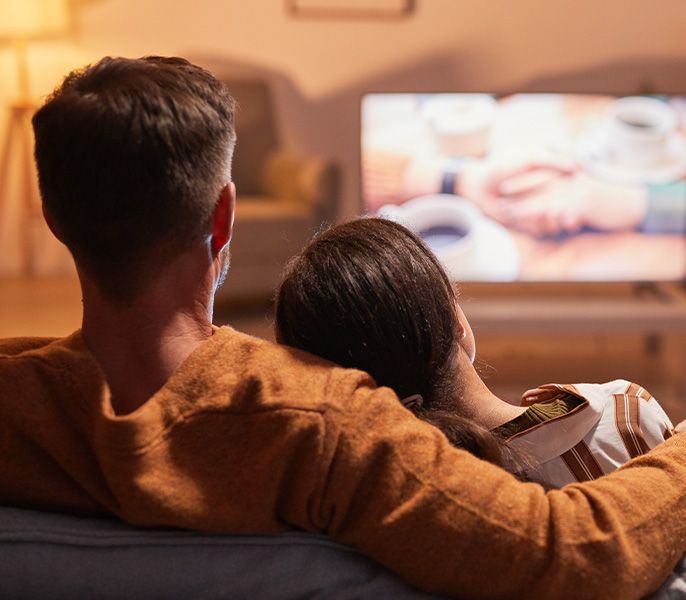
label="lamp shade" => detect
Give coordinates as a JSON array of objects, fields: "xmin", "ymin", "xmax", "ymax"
[{"xmin": 0, "ymin": 0, "xmax": 69, "ymax": 40}]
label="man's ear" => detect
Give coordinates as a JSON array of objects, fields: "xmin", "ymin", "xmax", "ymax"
[
  {"xmin": 211, "ymin": 183, "xmax": 236, "ymax": 256},
  {"xmin": 42, "ymin": 204, "xmax": 65, "ymax": 244}
]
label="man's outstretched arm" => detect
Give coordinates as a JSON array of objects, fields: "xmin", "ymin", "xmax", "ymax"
[{"xmin": 311, "ymin": 383, "xmax": 686, "ymax": 600}]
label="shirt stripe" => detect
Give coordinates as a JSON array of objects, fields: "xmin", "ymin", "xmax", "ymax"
[
  {"xmin": 626, "ymin": 382, "xmax": 653, "ymax": 402},
  {"xmin": 629, "ymin": 395, "xmax": 651, "ymax": 454},
  {"xmin": 614, "ymin": 393, "xmax": 651, "ymax": 458},
  {"xmin": 561, "ymin": 441, "xmax": 604, "ymax": 482}
]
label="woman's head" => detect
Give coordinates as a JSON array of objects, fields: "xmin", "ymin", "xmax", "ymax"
[
  {"xmin": 276, "ymin": 218, "xmax": 462, "ymax": 410},
  {"xmin": 275, "ymin": 218, "xmax": 502, "ymax": 463}
]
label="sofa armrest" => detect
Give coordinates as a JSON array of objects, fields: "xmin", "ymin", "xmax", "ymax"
[{"xmin": 262, "ymin": 151, "xmax": 340, "ymax": 224}]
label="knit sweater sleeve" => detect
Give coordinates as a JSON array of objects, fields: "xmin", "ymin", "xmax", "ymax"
[{"xmin": 313, "ymin": 382, "xmax": 686, "ymax": 600}]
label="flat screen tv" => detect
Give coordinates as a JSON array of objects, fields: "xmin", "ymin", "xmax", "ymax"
[{"xmin": 361, "ymin": 93, "xmax": 686, "ymax": 282}]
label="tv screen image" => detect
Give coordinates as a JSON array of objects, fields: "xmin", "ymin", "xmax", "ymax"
[{"xmin": 361, "ymin": 93, "xmax": 686, "ymax": 282}]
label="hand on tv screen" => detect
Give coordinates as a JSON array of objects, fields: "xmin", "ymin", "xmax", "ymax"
[
  {"xmin": 458, "ymin": 157, "xmax": 576, "ymax": 222},
  {"xmin": 493, "ymin": 174, "xmax": 648, "ymax": 237}
]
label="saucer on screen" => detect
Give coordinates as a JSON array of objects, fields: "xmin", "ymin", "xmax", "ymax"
[{"xmin": 577, "ymin": 129, "xmax": 686, "ymax": 185}]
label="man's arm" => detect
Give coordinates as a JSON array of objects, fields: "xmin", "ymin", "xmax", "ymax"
[{"xmin": 311, "ymin": 384, "xmax": 686, "ymax": 600}]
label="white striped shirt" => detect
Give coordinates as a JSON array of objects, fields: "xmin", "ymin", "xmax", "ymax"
[{"xmin": 503, "ymin": 380, "xmax": 673, "ymax": 488}]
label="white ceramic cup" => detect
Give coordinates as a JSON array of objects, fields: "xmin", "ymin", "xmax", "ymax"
[
  {"xmin": 422, "ymin": 95, "xmax": 496, "ymax": 158},
  {"xmin": 378, "ymin": 194, "xmax": 480, "ymax": 279},
  {"xmin": 606, "ymin": 96, "xmax": 677, "ymax": 168}
]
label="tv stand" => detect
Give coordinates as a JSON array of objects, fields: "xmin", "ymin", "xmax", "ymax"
[
  {"xmin": 633, "ymin": 282, "xmax": 682, "ymax": 303},
  {"xmin": 459, "ymin": 282, "xmax": 686, "ymax": 400},
  {"xmin": 460, "ymin": 282, "xmax": 686, "ymax": 334}
]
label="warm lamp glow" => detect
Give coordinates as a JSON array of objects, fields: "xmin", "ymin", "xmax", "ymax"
[
  {"xmin": 0, "ymin": 0, "xmax": 69, "ymax": 40},
  {"xmin": 0, "ymin": 0, "xmax": 71, "ymax": 276}
]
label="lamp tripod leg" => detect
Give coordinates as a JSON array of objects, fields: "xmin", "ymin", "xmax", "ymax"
[{"xmin": 0, "ymin": 105, "xmax": 40, "ymax": 277}]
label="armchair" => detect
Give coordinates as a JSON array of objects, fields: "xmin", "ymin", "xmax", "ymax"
[{"xmin": 214, "ymin": 78, "xmax": 339, "ymax": 305}]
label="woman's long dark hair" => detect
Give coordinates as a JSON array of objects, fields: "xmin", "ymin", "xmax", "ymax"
[{"xmin": 275, "ymin": 218, "xmax": 503, "ymax": 465}]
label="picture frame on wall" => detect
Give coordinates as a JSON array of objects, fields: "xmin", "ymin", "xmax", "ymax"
[{"xmin": 286, "ymin": 0, "xmax": 414, "ymax": 20}]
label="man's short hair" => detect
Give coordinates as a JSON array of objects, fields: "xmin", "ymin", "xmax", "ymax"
[{"xmin": 33, "ymin": 56, "xmax": 237, "ymax": 302}]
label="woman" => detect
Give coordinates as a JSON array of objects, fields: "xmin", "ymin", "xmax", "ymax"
[{"xmin": 275, "ymin": 218, "xmax": 673, "ymax": 486}]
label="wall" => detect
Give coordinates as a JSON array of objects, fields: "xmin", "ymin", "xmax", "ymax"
[
  {"xmin": 73, "ymin": 0, "xmax": 686, "ymax": 97},
  {"xmin": 1, "ymin": 0, "xmax": 686, "ymax": 273}
]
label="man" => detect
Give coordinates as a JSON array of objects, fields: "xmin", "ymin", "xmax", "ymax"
[{"xmin": 2, "ymin": 56, "xmax": 686, "ymax": 599}]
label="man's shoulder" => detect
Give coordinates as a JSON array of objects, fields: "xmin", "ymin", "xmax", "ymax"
[
  {"xmin": 182, "ymin": 326, "xmax": 384, "ymax": 415},
  {"xmin": 208, "ymin": 325, "xmax": 359, "ymax": 380},
  {"xmin": 0, "ymin": 331, "xmax": 98, "ymax": 394},
  {"xmin": 0, "ymin": 336, "xmax": 62, "ymax": 358}
]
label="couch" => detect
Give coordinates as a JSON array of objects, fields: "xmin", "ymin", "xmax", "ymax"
[{"xmin": 0, "ymin": 505, "xmax": 443, "ymax": 599}]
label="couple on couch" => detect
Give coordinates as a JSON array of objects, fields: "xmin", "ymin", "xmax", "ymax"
[{"xmin": 2, "ymin": 55, "xmax": 686, "ymax": 599}]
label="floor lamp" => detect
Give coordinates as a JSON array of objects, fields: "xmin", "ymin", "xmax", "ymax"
[{"xmin": 0, "ymin": 0, "xmax": 69, "ymax": 276}]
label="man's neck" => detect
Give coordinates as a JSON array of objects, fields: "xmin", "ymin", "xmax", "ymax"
[
  {"xmin": 79, "ymin": 255, "xmax": 217, "ymax": 416},
  {"xmin": 451, "ymin": 350, "xmax": 527, "ymax": 430}
]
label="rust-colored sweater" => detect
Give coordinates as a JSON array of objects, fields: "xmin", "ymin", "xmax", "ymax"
[{"xmin": 1, "ymin": 326, "xmax": 686, "ymax": 599}]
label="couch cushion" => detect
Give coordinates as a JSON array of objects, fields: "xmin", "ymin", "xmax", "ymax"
[
  {"xmin": 648, "ymin": 555, "xmax": 686, "ymax": 599},
  {"xmin": 0, "ymin": 506, "xmax": 445, "ymax": 600}
]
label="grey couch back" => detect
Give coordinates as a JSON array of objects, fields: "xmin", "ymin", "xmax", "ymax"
[{"xmin": 0, "ymin": 506, "xmax": 444, "ymax": 600}]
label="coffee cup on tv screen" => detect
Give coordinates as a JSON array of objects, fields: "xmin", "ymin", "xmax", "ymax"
[
  {"xmin": 378, "ymin": 194, "xmax": 480, "ymax": 279},
  {"xmin": 423, "ymin": 95, "xmax": 496, "ymax": 158},
  {"xmin": 606, "ymin": 96, "xmax": 677, "ymax": 168}
]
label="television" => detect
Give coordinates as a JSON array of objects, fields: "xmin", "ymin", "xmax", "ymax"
[{"xmin": 361, "ymin": 93, "xmax": 686, "ymax": 282}]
